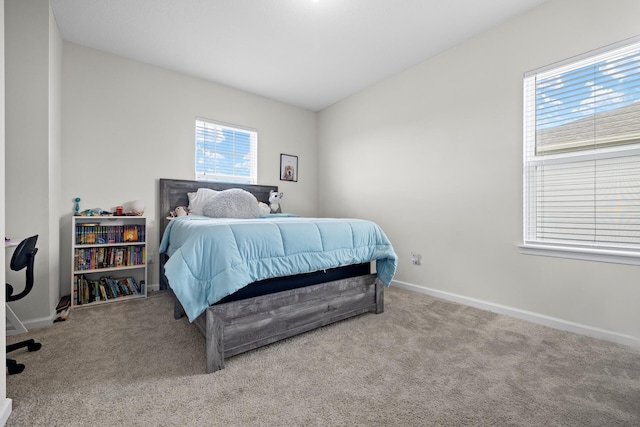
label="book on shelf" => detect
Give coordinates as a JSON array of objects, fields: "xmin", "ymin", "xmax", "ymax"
[
  {"xmin": 73, "ymin": 274, "xmax": 142, "ymax": 305},
  {"xmin": 75, "ymin": 223, "xmax": 146, "ymax": 245},
  {"xmin": 114, "ymin": 248, "xmax": 124, "ymax": 267},
  {"xmin": 123, "ymin": 225, "xmax": 138, "ymax": 242},
  {"xmin": 74, "ymin": 246, "xmax": 145, "ymax": 271}
]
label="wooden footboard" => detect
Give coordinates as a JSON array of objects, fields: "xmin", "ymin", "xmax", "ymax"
[{"xmin": 176, "ymin": 273, "xmax": 384, "ymax": 373}]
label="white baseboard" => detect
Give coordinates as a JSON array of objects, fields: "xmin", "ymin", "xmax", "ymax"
[
  {"xmin": 0, "ymin": 398, "xmax": 12, "ymax": 426},
  {"xmin": 392, "ymin": 280, "xmax": 640, "ymax": 350},
  {"xmin": 147, "ymin": 282, "xmax": 160, "ymax": 293},
  {"xmin": 6, "ymin": 314, "xmax": 54, "ymax": 336}
]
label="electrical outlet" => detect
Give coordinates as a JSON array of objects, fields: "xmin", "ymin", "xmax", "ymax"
[
  {"xmin": 147, "ymin": 253, "xmax": 155, "ymax": 264},
  {"xmin": 411, "ymin": 252, "xmax": 422, "ymax": 265}
]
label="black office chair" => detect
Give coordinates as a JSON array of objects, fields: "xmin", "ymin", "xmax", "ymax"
[{"xmin": 6, "ymin": 235, "xmax": 42, "ymax": 375}]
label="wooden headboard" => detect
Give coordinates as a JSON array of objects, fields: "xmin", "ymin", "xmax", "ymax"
[{"xmin": 158, "ymin": 178, "xmax": 278, "ymax": 235}]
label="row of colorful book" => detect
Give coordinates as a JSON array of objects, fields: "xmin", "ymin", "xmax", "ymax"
[
  {"xmin": 73, "ymin": 275, "xmax": 143, "ymax": 305},
  {"xmin": 74, "ymin": 246, "xmax": 146, "ymax": 271},
  {"xmin": 75, "ymin": 224, "xmax": 145, "ymax": 245}
]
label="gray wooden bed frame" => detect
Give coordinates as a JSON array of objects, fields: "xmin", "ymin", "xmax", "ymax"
[{"xmin": 158, "ymin": 178, "xmax": 384, "ymax": 373}]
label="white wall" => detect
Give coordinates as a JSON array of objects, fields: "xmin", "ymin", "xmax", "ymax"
[
  {"xmin": 48, "ymin": 0, "xmax": 62, "ymax": 329},
  {"xmin": 60, "ymin": 43, "xmax": 318, "ymax": 290},
  {"xmin": 1, "ymin": 0, "xmax": 11, "ymax": 422},
  {"xmin": 4, "ymin": 0, "xmax": 61, "ymax": 329},
  {"xmin": 318, "ymin": 0, "xmax": 640, "ymax": 345}
]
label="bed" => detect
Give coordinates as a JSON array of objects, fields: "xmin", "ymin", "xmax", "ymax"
[{"xmin": 158, "ymin": 178, "xmax": 397, "ymax": 373}]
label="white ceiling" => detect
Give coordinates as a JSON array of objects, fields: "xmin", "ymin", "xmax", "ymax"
[{"xmin": 50, "ymin": 0, "xmax": 547, "ymax": 111}]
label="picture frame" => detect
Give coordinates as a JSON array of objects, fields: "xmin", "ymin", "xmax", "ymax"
[{"xmin": 280, "ymin": 154, "xmax": 298, "ymax": 182}]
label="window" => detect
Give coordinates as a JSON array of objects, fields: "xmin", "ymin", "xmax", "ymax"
[
  {"xmin": 195, "ymin": 118, "xmax": 257, "ymax": 184},
  {"xmin": 523, "ymin": 37, "xmax": 640, "ymax": 263}
]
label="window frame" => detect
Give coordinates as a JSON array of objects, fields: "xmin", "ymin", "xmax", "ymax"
[
  {"xmin": 195, "ymin": 117, "xmax": 258, "ymax": 185},
  {"xmin": 521, "ymin": 36, "xmax": 640, "ymax": 265}
]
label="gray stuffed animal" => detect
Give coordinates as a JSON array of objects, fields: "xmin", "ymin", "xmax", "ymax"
[{"xmin": 269, "ymin": 191, "xmax": 283, "ymax": 214}]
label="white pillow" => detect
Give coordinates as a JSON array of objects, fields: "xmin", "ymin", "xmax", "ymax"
[
  {"xmin": 202, "ymin": 189, "xmax": 261, "ymax": 219},
  {"xmin": 188, "ymin": 188, "xmax": 219, "ymax": 216}
]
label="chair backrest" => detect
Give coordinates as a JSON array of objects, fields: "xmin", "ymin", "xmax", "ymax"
[{"xmin": 7, "ymin": 235, "xmax": 38, "ymax": 302}]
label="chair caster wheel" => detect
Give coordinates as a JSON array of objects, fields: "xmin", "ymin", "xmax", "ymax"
[
  {"xmin": 7, "ymin": 359, "xmax": 25, "ymax": 375},
  {"xmin": 27, "ymin": 342, "xmax": 42, "ymax": 352}
]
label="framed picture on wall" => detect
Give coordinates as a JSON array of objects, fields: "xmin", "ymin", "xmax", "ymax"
[{"xmin": 280, "ymin": 154, "xmax": 298, "ymax": 182}]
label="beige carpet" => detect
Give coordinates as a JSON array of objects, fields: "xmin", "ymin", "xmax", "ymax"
[{"xmin": 6, "ymin": 287, "xmax": 640, "ymax": 426}]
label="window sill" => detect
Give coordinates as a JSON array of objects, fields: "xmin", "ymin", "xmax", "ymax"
[{"xmin": 518, "ymin": 244, "xmax": 640, "ymax": 266}]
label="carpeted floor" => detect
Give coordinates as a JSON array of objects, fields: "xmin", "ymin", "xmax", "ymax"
[{"xmin": 6, "ymin": 287, "xmax": 640, "ymax": 426}]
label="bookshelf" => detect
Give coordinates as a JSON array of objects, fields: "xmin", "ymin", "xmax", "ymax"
[{"xmin": 71, "ymin": 215, "xmax": 147, "ymax": 308}]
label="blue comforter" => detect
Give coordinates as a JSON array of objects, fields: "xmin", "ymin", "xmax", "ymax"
[{"xmin": 159, "ymin": 216, "xmax": 397, "ymax": 322}]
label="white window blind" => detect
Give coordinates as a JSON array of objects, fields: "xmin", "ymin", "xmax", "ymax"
[
  {"xmin": 195, "ymin": 118, "xmax": 258, "ymax": 184},
  {"xmin": 523, "ymin": 37, "xmax": 640, "ymax": 254}
]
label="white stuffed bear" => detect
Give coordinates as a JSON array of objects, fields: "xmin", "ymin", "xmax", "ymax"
[
  {"xmin": 269, "ymin": 191, "xmax": 283, "ymax": 214},
  {"xmin": 170, "ymin": 206, "xmax": 189, "ymax": 217}
]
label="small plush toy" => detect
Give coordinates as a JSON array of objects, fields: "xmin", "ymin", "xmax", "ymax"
[
  {"xmin": 258, "ymin": 202, "xmax": 271, "ymax": 215},
  {"xmin": 170, "ymin": 206, "xmax": 189, "ymax": 217},
  {"xmin": 269, "ymin": 191, "xmax": 284, "ymax": 214}
]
